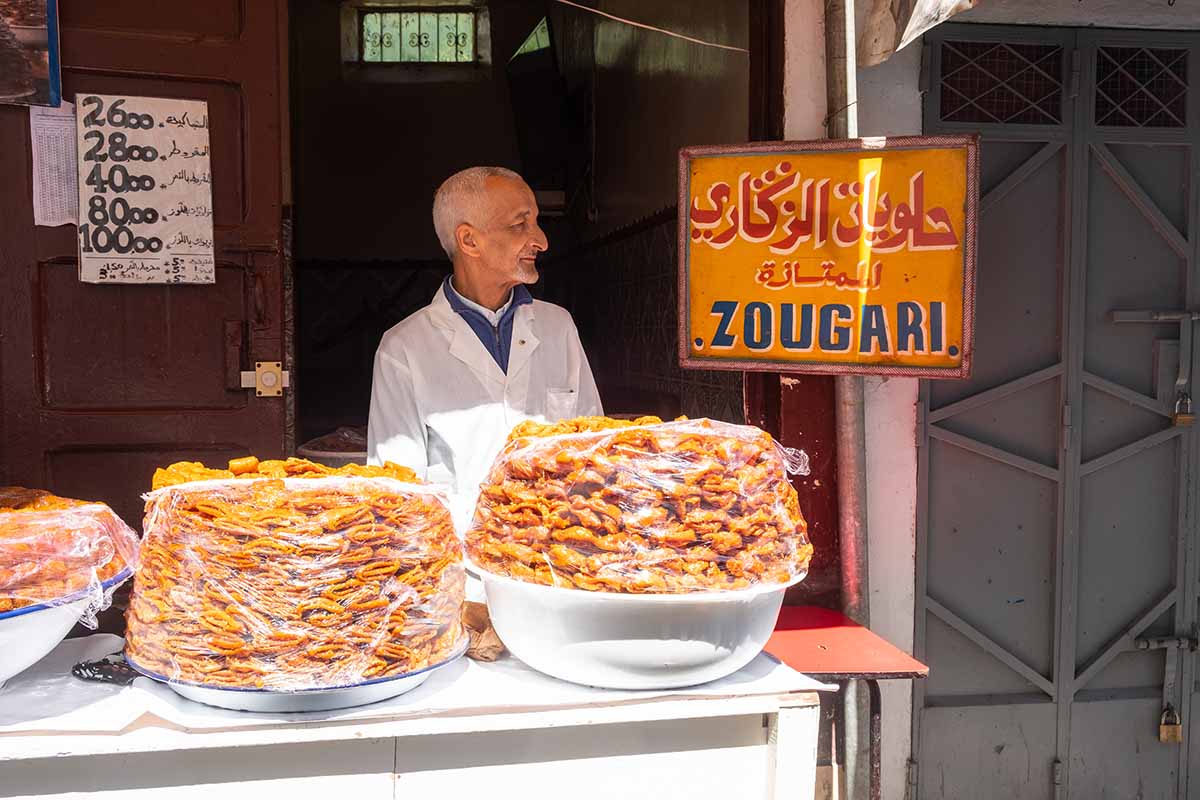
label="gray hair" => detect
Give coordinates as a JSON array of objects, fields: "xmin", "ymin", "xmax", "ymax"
[{"xmin": 432, "ymin": 166, "xmax": 522, "ymax": 260}]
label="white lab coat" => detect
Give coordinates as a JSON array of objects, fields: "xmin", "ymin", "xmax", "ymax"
[{"xmin": 367, "ymin": 284, "xmax": 603, "ymax": 532}]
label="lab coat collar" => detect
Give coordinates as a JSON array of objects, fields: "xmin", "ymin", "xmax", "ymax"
[{"xmin": 429, "ymin": 284, "xmax": 542, "ymax": 385}]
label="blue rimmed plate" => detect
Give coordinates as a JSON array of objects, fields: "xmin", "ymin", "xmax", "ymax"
[{"xmin": 125, "ymin": 637, "xmax": 468, "ymax": 712}]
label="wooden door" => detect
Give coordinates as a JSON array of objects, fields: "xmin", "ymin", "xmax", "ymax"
[{"xmin": 0, "ymin": 0, "xmax": 290, "ymax": 526}]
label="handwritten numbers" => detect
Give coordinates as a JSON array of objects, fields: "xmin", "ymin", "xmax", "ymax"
[
  {"xmin": 80, "ymin": 95, "xmax": 104, "ymax": 127},
  {"xmin": 77, "ymin": 94, "xmax": 212, "ymax": 284},
  {"xmin": 82, "ymin": 131, "xmax": 106, "ymax": 162},
  {"xmin": 79, "ymin": 96, "xmax": 156, "ymax": 130}
]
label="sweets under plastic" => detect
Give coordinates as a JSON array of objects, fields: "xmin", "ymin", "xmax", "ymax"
[
  {"xmin": 0, "ymin": 488, "xmax": 140, "ymax": 626},
  {"xmin": 125, "ymin": 470, "xmax": 466, "ymax": 690},
  {"xmin": 466, "ymin": 416, "xmax": 813, "ymax": 594},
  {"xmin": 151, "ymin": 455, "xmax": 418, "ymax": 490}
]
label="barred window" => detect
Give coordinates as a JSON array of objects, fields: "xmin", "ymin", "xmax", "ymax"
[
  {"xmin": 361, "ymin": 9, "xmax": 476, "ymax": 63},
  {"xmin": 939, "ymin": 40, "xmax": 1064, "ymax": 125},
  {"xmin": 1095, "ymin": 46, "xmax": 1187, "ymax": 128}
]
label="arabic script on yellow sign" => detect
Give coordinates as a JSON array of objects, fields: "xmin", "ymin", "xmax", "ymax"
[{"xmin": 681, "ymin": 138, "xmax": 976, "ymax": 377}]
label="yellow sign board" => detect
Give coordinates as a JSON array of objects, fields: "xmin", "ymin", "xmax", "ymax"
[{"xmin": 678, "ymin": 135, "xmax": 978, "ymax": 378}]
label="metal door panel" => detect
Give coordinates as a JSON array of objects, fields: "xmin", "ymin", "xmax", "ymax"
[
  {"xmin": 1103, "ymin": 143, "xmax": 1190, "ymax": 235},
  {"xmin": 1084, "ymin": 158, "xmax": 1188, "ymax": 395},
  {"xmin": 930, "ymin": 143, "xmax": 1066, "ymax": 409},
  {"xmin": 937, "ymin": 377, "xmax": 1063, "ymax": 467},
  {"xmin": 1076, "ymin": 444, "xmax": 1179, "ymax": 665},
  {"xmin": 1069, "ymin": 698, "xmax": 1177, "ymax": 800},
  {"xmin": 1080, "ymin": 386, "xmax": 1173, "ymax": 463},
  {"xmin": 920, "ymin": 704, "xmax": 1057, "ymax": 800},
  {"xmin": 920, "ymin": 24, "xmax": 1200, "ymax": 799},
  {"xmin": 924, "ymin": 612, "xmax": 1052, "ymax": 698},
  {"xmin": 926, "ymin": 443, "xmax": 1059, "ymax": 680},
  {"xmin": 1078, "ymin": 649, "xmax": 1168, "ymax": 694}
]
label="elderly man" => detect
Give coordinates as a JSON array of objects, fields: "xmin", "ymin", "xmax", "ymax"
[{"xmin": 367, "ymin": 167, "xmax": 602, "ymax": 529}]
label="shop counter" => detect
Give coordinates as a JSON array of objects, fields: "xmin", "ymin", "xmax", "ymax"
[{"xmin": 0, "ymin": 635, "xmax": 829, "ymax": 800}]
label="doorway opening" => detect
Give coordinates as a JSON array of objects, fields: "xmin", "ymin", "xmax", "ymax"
[{"xmin": 288, "ymin": 0, "xmax": 764, "ymax": 450}]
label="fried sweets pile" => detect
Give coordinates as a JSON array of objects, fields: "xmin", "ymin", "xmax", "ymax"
[
  {"xmin": 466, "ymin": 417, "xmax": 812, "ymax": 593},
  {"xmin": 151, "ymin": 455, "xmax": 418, "ymax": 490},
  {"xmin": 126, "ymin": 459, "xmax": 465, "ymax": 690},
  {"xmin": 0, "ymin": 488, "xmax": 139, "ymax": 624}
]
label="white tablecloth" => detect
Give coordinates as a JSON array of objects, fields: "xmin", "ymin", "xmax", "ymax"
[{"xmin": 0, "ymin": 635, "xmax": 832, "ymax": 736}]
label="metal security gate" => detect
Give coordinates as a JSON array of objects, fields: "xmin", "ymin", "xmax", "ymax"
[{"xmin": 916, "ymin": 25, "xmax": 1200, "ymax": 799}]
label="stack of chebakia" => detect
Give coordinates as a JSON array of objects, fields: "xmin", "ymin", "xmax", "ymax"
[
  {"xmin": 125, "ymin": 457, "xmax": 466, "ymax": 690},
  {"xmin": 466, "ymin": 416, "xmax": 813, "ymax": 594},
  {"xmin": 0, "ymin": 487, "xmax": 139, "ymax": 624}
]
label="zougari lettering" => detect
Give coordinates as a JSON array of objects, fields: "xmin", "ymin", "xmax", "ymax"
[{"xmin": 700, "ymin": 300, "xmax": 953, "ymax": 358}]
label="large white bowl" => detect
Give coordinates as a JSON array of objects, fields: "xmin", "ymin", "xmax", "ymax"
[
  {"xmin": 0, "ymin": 569, "xmax": 132, "ymax": 687},
  {"xmin": 0, "ymin": 596, "xmax": 92, "ymax": 687},
  {"xmin": 479, "ymin": 568, "xmax": 797, "ymax": 690}
]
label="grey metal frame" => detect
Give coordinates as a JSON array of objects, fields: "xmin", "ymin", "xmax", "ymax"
[{"xmin": 917, "ymin": 23, "xmax": 1200, "ymax": 799}]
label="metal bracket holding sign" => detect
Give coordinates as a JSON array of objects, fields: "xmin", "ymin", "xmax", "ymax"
[{"xmin": 678, "ymin": 134, "xmax": 979, "ymax": 379}]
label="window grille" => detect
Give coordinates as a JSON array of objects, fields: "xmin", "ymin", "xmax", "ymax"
[
  {"xmin": 361, "ymin": 9, "xmax": 476, "ymax": 63},
  {"xmin": 939, "ymin": 40, "xmax": 1064, "ymax": 125},
  {"xmin": 1095, "ymin": 46, "xmax": 1187, "ymax": 128}
]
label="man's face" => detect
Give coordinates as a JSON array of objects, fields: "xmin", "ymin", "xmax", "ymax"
[{"xmin": 471, "ymin": 176, "xmax": 548, "ymax": 285}]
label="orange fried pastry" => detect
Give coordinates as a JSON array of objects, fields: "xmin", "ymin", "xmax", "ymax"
[
  {"xmin": 466, "ymin": 417, "xmax": 813, "ymax": 594},
  {"xmin": 125, "ymin": 475, "xmax": 466, "ymax": 690},
  {"xmin": 151, "ymin": 456, "xmax": 418, "ymax": 491},
  {"xmin": 0, "ymin": 488, "xmax": 139, "ymax": 622}
]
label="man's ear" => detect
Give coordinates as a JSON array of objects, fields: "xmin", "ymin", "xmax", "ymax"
[{"xmin": 456, "ymin": 223, "xmax": 481, "ymax": 258}]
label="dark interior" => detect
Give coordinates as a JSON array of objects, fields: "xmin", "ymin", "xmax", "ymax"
[{"xmin": 289, "ymin": 0, "xmax": 754, "ymax": 446}]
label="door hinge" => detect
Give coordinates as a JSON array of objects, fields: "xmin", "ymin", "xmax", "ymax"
[
  {"xmin": 1069, "ymin": 51, "xmax": 1081, "ymax": 98},
  {"xmin": 1053, "ymin": 758, "xmax": 1065, "ymax": 785},
  {"xmin": 1061, "ymin": 404, "xmax": 1072, "ymax": 451},
  {"xmin": 907, "ymin": 758, "xmax": 919, "ymax": 790},
  {"xmin": 916, "ymin": 403, "xmax": 927, "ymax": 447}
]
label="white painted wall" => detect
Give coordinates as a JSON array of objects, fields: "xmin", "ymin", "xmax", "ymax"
[
  {"xmin": 856, "ymin": 39, "xmax": 925, "ymax": 800},
  {"xmin": 782, "ymin": 4, "xmax": 922, "ymax": 796},
  {"xmin": 783, "ymin": 0, "xmax": 828, "ymax": 141},
  {"xmin": 862, "ymin": 377, "xmax": 918, "ymax": 800}
]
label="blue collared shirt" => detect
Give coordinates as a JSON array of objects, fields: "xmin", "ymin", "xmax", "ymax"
[{"xmin": 443, "ymin": 275, "xmax": 533, "ymax": 374}]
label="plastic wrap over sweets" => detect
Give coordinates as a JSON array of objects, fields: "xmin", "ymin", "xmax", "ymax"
[
  {"xmin": 151, "ymin": 455, "xmax": 418, "ymax": 489},
  {"xmin": 466, "ymin": 416, "xmax": 813, "ymax": 593},
  {"xmin": 125, "ymin": 476, "xmax": 467, "ymax": 691},
  {"xmin": 0, "ymin": 488, "xmax": 140, "ymax": 627}
]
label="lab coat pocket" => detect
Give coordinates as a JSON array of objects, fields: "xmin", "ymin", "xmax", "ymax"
[{"xmin": 545, "ymin": 387, "xmax": 578, "ymax": 422}]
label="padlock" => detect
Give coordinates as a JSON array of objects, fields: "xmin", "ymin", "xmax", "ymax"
[
  {"xmin": 1174, "ymin": 393, "xmax": 1196, "ymax": 427},
  {"xmin": 1160, "ymin": 706, "xmax": 1183, "ymax": 743}
]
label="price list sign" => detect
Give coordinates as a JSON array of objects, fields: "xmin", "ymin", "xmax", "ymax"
[{"xmin": 75, "ymin": 94, "xmax": 214, "ymax": 284}]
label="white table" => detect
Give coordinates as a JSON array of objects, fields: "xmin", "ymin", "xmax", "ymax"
[{"xmin": 0, "ymin": 637, "xmax": 824, "ymax": 800}]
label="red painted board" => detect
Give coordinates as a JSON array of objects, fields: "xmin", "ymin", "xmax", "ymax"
[{"xmin": 767, "ymin": 606, "xmax": 929, "ymax": 680}]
